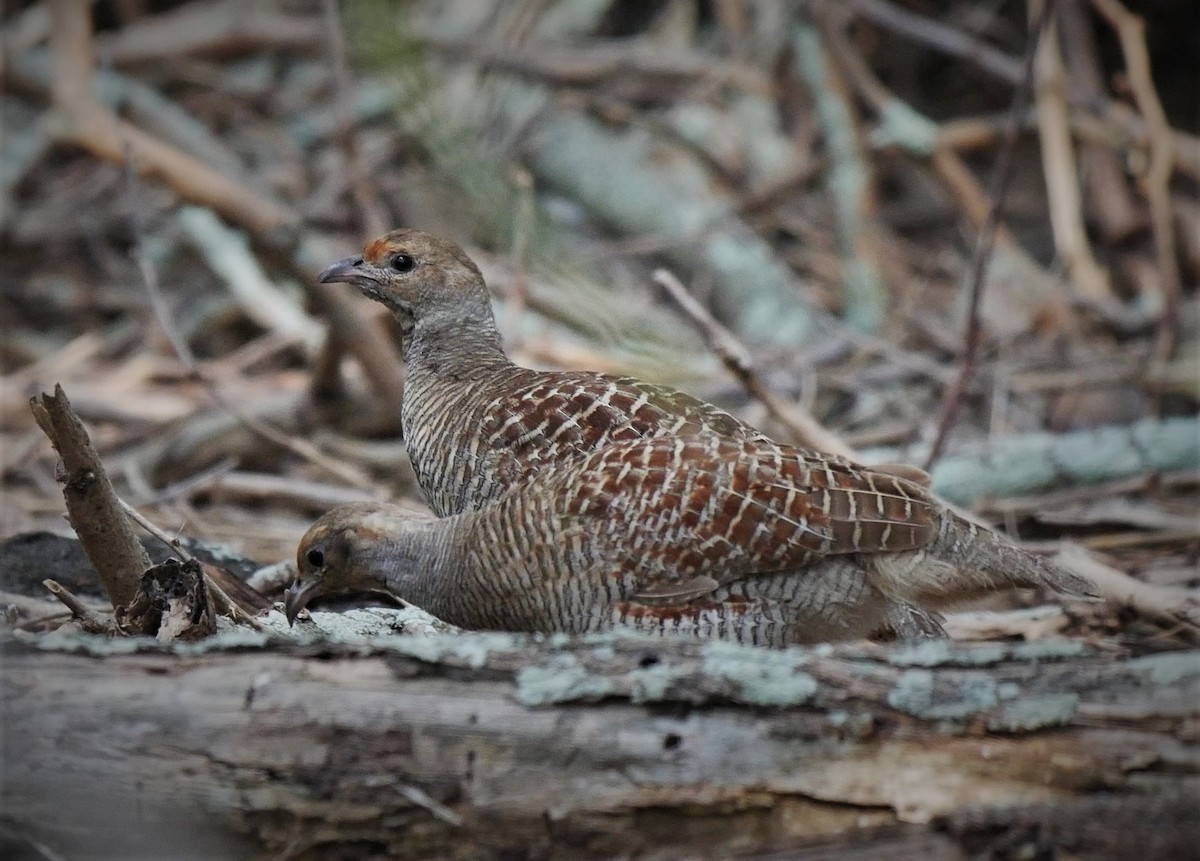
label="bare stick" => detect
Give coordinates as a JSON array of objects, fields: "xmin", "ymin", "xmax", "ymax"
[
  {"xmin": 923, "ymin": 0, "xmax": 1056, "ymax": 470},
  {"xmin": 850, "ymin": 0, "xmax": 1023, "ymax": 84},
  {"xmin": 1057, "ymin": 544, "xmax": 1199, "ymax": 643},
  {"xmin": 1058, "ymin": 0, "xmax": 1143, "ymax": 243},
  {"xmin": 795, "ymin": 11, "xmax": 887, "ymax": 331},
  {"xmin": 42, "ymin": 579, "xmax": 118, "ymax": 634},
  {"xmin": 652, "ymin": 269, "xmax": 858, "ymax": 461},
  {"xmin": 1090, "ymin": 0, "xmax": 1180, "ymax": 362},
  {"xmin": 1031, "ymin": 0, "xmax": 1111, "ymax": 300},
  {"xmin": 46, "ymin": 0, "xmax": 289, "ymax": 236},
  {"xmin": 30, "ymin": 386, "xmax": 149, "ymax": 610}
]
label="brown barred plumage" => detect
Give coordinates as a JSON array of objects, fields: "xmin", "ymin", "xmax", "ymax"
[
  {"xmin": 286, "ymin": 436, "xmax": 1093, "ymax": 643},
  {"xmin": 302, "ymin": 230, "xmax": 1095, "ymax": 641}
]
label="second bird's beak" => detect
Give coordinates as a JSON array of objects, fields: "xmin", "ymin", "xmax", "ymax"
[{"xmin": 283, "ymin": 579, "xmax": 322, "ymax": 626}]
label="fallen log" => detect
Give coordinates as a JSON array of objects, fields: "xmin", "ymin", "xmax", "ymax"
[{"xmin": 2, "ymin": 628, "xmax": 1197, "ymax": 859}]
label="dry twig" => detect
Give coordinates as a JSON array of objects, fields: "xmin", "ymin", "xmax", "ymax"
[
  {"xmin": 117, "ymin": 500, "xmax": 265, "ymax": 630},
  {"xmin": 923, "ymin": 0, "xmax": 1055, "ymax": 470},
  {"xmin": 42, "ymin": 578, "xmax": 118, "ymax": 634},
  {"xmin": 1057, "ymin": 543, "xmax": 1200, "ymax": 643},
  {"xmin": 1090, "ymin": 0, "xmax": 1181, "ymax": 362},
  {"xmin": 119, "ymin": 142, "xmax": 376, "ymax": 492},
  {"xmin": 849, "ymin": 0, "xmax": 1200, "ymax": 182},
  {"xmin": 653, "ymin": 269, "xmax": 857, "ymax": 460},
  {"xmin": 37, "ymin": 0, "xmax": 405, "ymax": 425},
  {"xmin": 1058, "ymin": 0, "xmax": 1143, "ymax": 243},
  {"xmin": 503, "ymin": 166, "xmax": 536, "ymax": 345}
]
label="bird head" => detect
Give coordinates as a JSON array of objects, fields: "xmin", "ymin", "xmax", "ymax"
[
  {"xmin": 284, "ymin": 502, "xmax": 395, "ymax": 625},
  {"xmin": 317, "ymin": 229, "xmax": 488, "ymax": 329}
]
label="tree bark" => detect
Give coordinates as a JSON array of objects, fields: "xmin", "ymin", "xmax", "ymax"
[{"xmin": 2, "ymin": 631, "xmax": 1196, "ymax": 859}]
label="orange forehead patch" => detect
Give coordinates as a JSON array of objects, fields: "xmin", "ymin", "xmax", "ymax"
[
  {"xmin": 363, "ymin": 234, "xmax": 401, "ymax": 264},
  {"xmin": 358, "ymin": 229, "xmax": 483, "ymax": 284}
]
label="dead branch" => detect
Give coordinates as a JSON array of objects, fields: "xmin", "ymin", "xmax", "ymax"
[
  {"xmin": 118, "ymin": 156, "xmax": 375, "ymax": 492},
  {"xmin": 34, "ymin": 0, "xmax": 406, "ymax": 427},
  {"xmin": 1057, "ymin": 543, "xmax": 1200, "ymax": 641},
  {"xmin": 29, "ymin": 385, "xmax": 148, "ymax": 610},
  {"xmin": 795, "ymin": 9, "xmax": 887, "ymax": 331},
  {"xmin": 503, "ymin": 166, "xmax": 536, "ymax": 346},
  {"xmin": 117, "ymin": 500, "xmax": 264, "ymax": 630},
  {"xmin": 849, "ymin": 0, "xmax": 1200, "ymax": 182},
  {"xmin": 1058, "ymin": 0, "xmax": 1143, "ymax": 243},
  {"xmin": 819, "ymin": 11, "xmax": 1067, "ymax": 341},
  {"xmin": 96, "ymin": 0, "xmax": 321, "ymax": 65},
  {"xmin": 419, "ymin": 33, "xmax": 771, "ymax": 95}
]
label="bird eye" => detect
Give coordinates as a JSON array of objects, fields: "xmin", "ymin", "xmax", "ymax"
[
  {"xmin": 391, "ymin": 253, "xmax": 416, "ymax": 273},
  {"xmin": 305, "ymin": 548, "xmax": 325, "ymax": 568}
]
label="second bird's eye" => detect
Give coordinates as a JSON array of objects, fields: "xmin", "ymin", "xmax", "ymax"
[
  {"xmin": 391, "ymin": 253, "xmax": 416, "ymax": 273},
  {"xmin": 306, "ymin": 548, "xmax": 325, "ymax": 568}
]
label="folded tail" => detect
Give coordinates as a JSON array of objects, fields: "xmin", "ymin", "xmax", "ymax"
[{"xmin": 869, "ymin": 512, "xmax": 1100, "ymax": 608}]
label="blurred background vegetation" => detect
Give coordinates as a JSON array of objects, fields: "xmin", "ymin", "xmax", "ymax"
[{"xmin": 1, "ymin": 0, "xmax": 1196, "ymax": 572}]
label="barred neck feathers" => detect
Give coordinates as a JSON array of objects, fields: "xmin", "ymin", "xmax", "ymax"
[{"xmin": 402, "ymin": 292, "xmax": 510, "ymax": 377}]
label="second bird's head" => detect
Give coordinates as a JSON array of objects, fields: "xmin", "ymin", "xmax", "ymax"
[
  {"xmin": 284, "ymin": 501, "xmax": 439, "ymax": 626},
  {"xmin": 285, "ymin": 502, "xmax": 400, "ymax": 625},
  {"xmin": 317, "ymin": 229, "xmax": 488, "ymax": 327}
]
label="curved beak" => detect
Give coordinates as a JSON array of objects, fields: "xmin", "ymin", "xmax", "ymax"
[
  {"xmin": 284, "ymin": 579, "xmax": 323, "ymax": 626},
  {"xmin": 317, "ymin": 256, "xmax": 377, "ymax": 289}
]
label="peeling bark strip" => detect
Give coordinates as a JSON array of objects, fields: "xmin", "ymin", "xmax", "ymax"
[
  {"xmin": 2, "ymin": 633, "xmax": 1197, "ymax": 859},
  {"xmin": 29, "ymin": 384, "xmax": 149, "ymax": 609}
]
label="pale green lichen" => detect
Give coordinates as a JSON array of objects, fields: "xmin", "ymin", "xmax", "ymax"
[
  {"xmin": 14, "ymin": 628, "xmax": 156, "ymax": 655},
  {"xmin": 888, "ymin": 638, "xmax": 1088, "ymax": 668},
  {"xmin": 1132, "ymin": 651, "xmax": 1200, "ymax": 685},
  {"xmin": 887, "ymin": 668, "xmax": 933, "ymax": 713},
  {"xmin": 954, "ymin": 676, "xmax": 1002, "ymax": 714},
  {"xmin": 515, "ymin": 655, "xmax": 615, "ymax": 706},
  {"xmin": 699, "ymin": 641, "xmax": 818, "ymax": 707},
  {"xmin": 887, "ymin": 670, "xmax": 1002, "ymax": 721},
  {"xmin": 626, "ymin": 662, "xmax": 677, "ymax": 702},
  {"xmin": 887, "ymin": 640, "xmax": 1007, "ymax": 668},
  {"xmin": 987, "ymin": 694, "xmax": 1079, "ymax": 732},
  {"xmin": 177, "ymin": 629, "xmax": 275, "ymax": 653},
  {"xmin": 385, "ymin": 631, "xmax": 519, "ymax": 669},
  {"xmin": 514, "ymin": 639, "xmax": 819, "ymax": 707}
]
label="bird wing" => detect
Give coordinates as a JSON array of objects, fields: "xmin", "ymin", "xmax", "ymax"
[
  {"xmin": 477, "ymin": 371, "xmax": 768, "ymax": 476},
  {"xmin": 559, "ymin": 436, "xmax": 939, "ymax": 598}
]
